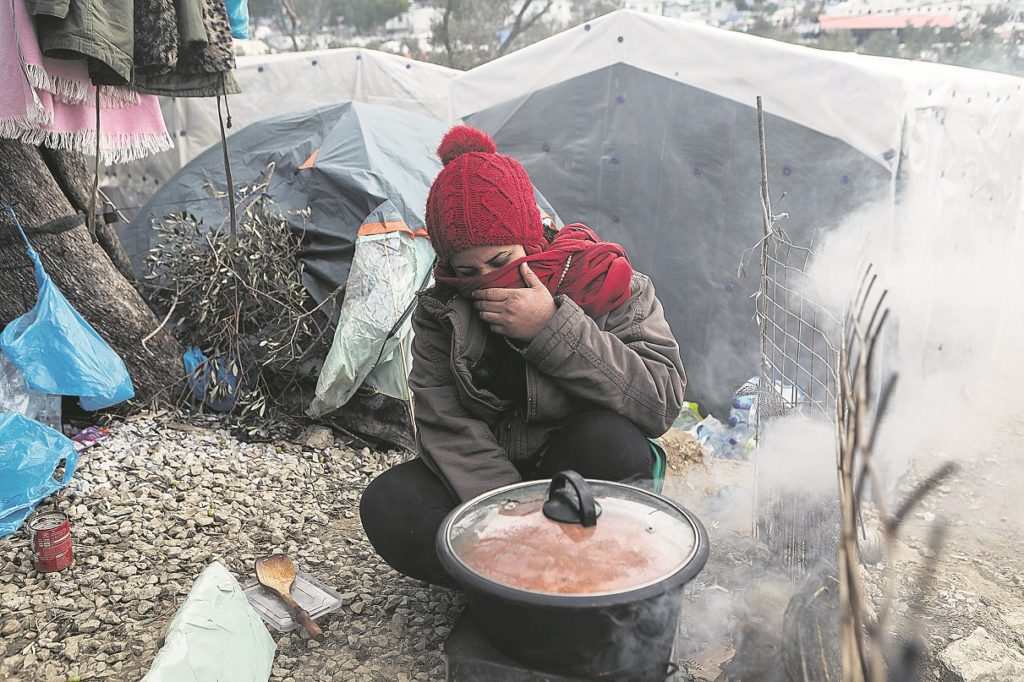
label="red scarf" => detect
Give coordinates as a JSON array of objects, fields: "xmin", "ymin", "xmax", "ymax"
[{"xmin": 435, "ymin": 224, "xmax": 633, "ymax": 317}]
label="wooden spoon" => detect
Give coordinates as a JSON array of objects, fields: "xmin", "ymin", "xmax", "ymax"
[{"xmin": 254, "ymin": 554, "xmax": 324, "ymax": 640}]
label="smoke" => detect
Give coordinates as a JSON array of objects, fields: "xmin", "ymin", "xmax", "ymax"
[
  {"xmin": 805, "ymin": 182, "xmax": 1024, "ymax": 489},
  {"xmin": 755, "ymin": 414, "xmax": 835, "ymax": 495},
  {"xmin": 661, "ymin": 88, "xmax": 1024, "ymax": 677},
  {"xmin": 662, "ymin": 414, "xmax": 839, "ymax": 678}
]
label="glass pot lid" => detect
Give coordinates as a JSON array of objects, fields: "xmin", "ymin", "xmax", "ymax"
[{"xmin": 443, "ymin": 471, "xmax": 701, "ymax": 597}]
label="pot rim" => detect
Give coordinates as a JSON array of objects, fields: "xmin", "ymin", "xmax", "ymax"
[{"xmin": 436, "ymin": 478, "xmax": 710, "ymax": 607}]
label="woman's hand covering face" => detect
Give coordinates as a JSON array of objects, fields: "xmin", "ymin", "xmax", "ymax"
[{"xmin": 472, "ymin": 263, "xmax": 555, "ymax": 342}]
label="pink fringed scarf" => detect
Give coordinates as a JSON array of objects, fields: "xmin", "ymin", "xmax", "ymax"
[{"xmin": 0, "ymin": 0, "xmax": 172, "ymax": 163}]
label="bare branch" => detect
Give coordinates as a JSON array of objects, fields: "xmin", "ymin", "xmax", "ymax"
[
  {"xmin": 498, "ymin": 0, "xmax": 554, "ymax": 56},
  {"xmin": 888, "ymin": 462, "xmax": 959, "ymax": 535}
]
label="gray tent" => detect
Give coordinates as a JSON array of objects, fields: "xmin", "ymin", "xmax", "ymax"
[
  {"xmin": 450, "ymin": 11, "xmax": 914, "ymax": 416},
  {"xmin": 123, "ymin": 101, "xmax": 450, "ymax": 304}
]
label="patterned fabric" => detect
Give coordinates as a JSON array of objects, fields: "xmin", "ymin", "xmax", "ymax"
[
  {"xmin": 133, "ymin": 0, "xmax": 178, "ymax": 76},
  {"xmin": 425, "ymin": 126, "xmax": 544, "ymax": 263},
  {"xmin": 133, "ymin": 0, "xmax": 239, "ymax": 97}
]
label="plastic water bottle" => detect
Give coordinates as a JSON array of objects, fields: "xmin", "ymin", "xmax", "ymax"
[
  {"xmin": 0, "ymin": 353, "xmax": 62, "ymax": 430},
  {"xmin": 692, "ymin": 415, "xmax": 724, "ymax": 457},
  {"xmin": 717, "ymin": 426, "xmax": 755, "ymax": 460},
  {"xmin": 728, "ymin": 377, "xmax": 759, "ymax": 427},
  {"xmin": 673, "ymin": 401, "xmax": 703, "ymax": 431}
]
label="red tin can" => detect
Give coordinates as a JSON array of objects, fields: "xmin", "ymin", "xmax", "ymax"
[{"xmin": 28, "ymin": 510, "xmax": 74, "ymax": 573}]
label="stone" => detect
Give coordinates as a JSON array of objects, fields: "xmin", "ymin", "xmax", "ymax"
[
  {"xmin": 938, "ymin": 627, "xmax": 1024, "ymax": 682},
  {"xmin": 301, "ymin": 426, "xmax": 335, "ymax": 451},
  {"xmin": 999, "ymin": 607, "xmax": 1024, "ymax": 649},
  {"xmin": 64, "ymin": 638, "xmax": 80, "ymax": 662},
  {"xmin": 77, "ymin": 620, "xmax": 100, "ymax": 634},
  {"xmin": 3, "ymin": 415, "xmax": 454, "ymax": 681}
]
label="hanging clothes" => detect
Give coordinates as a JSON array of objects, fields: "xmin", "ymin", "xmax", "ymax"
[
  {"xmin": 133, "ymin": 0, "xmax": 240, "ymax": 97},
  {"xmin": 1, "ymin": 0, "xmax": 172, "ymax": 162},
  {"xmin": 131, "ymin": 0, "xmax": 179, "ymax": 79},
  {"xmin": 25, "ymin": 0, "xmax": 135, "ymax": 86},
  {"xmin": 3, "ymin": 0, "xmax": 138, "ymax": 107}
]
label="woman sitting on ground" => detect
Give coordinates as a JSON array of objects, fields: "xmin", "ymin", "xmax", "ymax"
[{"xmin": 360, "ymin": 126, "xmax": 685, "ymax": 586}]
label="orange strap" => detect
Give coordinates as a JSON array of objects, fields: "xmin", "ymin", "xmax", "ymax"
[{"xmin": 357, "ymin": 220, "xmax": 429, "ymax": 238}]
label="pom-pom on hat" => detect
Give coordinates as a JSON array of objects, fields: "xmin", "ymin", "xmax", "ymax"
[{"xmin": 425, "ymin": 125, "xmax": 543, "ymax": 264}]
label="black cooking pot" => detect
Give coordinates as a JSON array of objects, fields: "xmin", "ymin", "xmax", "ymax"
[{"xmin": 436, "ymin": 471, "xmax": 709, "ymax": 681}]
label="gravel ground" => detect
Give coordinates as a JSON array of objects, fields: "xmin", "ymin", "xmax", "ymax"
[
  {"xmin": 0, "ymin": 417, "xmax": 462, "ymax": 682},
  {"xmin": 6, "ymin": 413, "xmax": 1018, "ymax": 682}
]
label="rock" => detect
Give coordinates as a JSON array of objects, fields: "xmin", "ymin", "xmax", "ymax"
[
  {"xmin": 4, "ymin": 415, "xmax": 451, "ymax": 681},
  {"xmin": 77, "ymin": 620, "xmax": 100, "ymax": 634},
  {"xmin": 938, "ymin": 627, "xmax": 1024, "ymax": 682},
  {"xmin": 999, "ymin": 607, "xmax": 1024, "ymax": 649},
  {"xmin": 301, "ymin": 426, "xmax": 335, "ymax": 451},
  {"xmin": 659, "ymin": 429, "xmax": 703, "ymax": 474},
  {"xmin": 64, "ymin": 638, "xmax": 80, "ymax": 662}
]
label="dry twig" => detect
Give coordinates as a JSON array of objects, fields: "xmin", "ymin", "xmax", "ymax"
[
  {"xmin": 836, "ymin": 268, "xmax": 957, "ymax": 682},
  {"xmin": 143, "ymin": 165, "xmax": 335, "ymax": 421}
]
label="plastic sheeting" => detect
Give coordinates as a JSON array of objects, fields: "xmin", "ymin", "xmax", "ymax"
[
  {"xmin": 142, "ymin": 562, "xmax": 276, "ymax": 682},
  {"xmin": 0, "ymin": 413, "xmax": 78, "ymax": 536},
  {"xmin": 225, "ymin": 0, "xmax": 249, "ymax": 39},
  {"xmin": 308, "ymin": 202, "xmax": 435, "ymax": 415},
  {"xmin": 450, "ymin": 9, "xmax": 1024, "ymax": 416}
]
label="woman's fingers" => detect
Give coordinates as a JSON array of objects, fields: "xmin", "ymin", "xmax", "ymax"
[
  {"xmin": 473, "ymin": 300, "xmax": 504, "ymax": 313},
  {"xmin": 472, "ymin": 288, "xmax": 511, "ymax": 301},
  {"xmin": 478, "ymin": 310, "xmax": 504, "ymax": 324},
  {"xmin": 479, "ymin": 310, "xmax": 514, "ymax": 337}
]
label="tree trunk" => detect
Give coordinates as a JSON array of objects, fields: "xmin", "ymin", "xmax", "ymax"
[
  {"xmin": 0, "ymin": 140, "xmax": 183, "ymax": 408},
  {"xmin": 320, "ymin": 390, "xmax": 415, "ymax": 452},
  {"xmin": 39, "ymin": 147, "xmax": 137, "ymax": 281}
]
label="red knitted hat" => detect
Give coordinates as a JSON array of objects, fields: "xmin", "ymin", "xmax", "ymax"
[{"xmin": 425, "ymin": 126, "xmax": 543, "ymax": 263}]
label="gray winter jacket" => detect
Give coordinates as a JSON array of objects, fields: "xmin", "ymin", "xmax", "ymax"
[{"xmin": 410, "ymin": 271, "xmax": 685, "ymax": 502}]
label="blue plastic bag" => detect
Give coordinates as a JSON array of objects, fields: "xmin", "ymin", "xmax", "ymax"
[
  {"xmin": 225, "ymin": 0, "xmax": 249, "ymax": 39},
  {"xmin": 0, "ymin": 412, "xmax": 78, "ymax": 537},
  {"xmin": 0, "ymin": 206, "xmax": 134, "ymax": 410},
  {"xmin": 183, "ymin": 346, "xmax": 242, "ymax": 412}
]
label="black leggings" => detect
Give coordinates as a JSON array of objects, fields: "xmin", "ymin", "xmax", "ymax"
[{"xmin": 359, "ymin": 410, "xmax": 653, "ymax": 587}]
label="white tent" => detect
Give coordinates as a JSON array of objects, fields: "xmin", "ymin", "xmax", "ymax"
[
  {"xmin": 106, "ymin": 48, "xmax": 459, "ymax": 212},
  {"xmin": 449, "ymin": 9, "xmax": 1024, "ymax": 415}
]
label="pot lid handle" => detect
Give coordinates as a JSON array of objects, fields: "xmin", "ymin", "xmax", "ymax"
[{"xmin": 543, "ymin": 470, "xmax": 602, "ymax": 527}]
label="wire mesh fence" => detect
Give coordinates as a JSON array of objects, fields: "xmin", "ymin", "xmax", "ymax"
[
  {"xmin": 751, "ymin": 222, "xmax": 843, "ymax": 579},
  {"xmin": 755, "ymin": 227, "xmax": 842, "ymax": 423}
]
